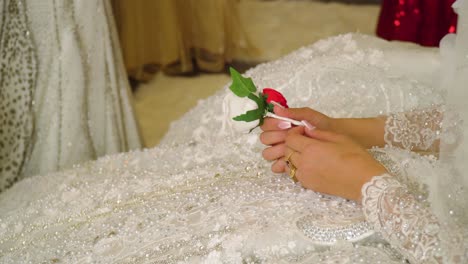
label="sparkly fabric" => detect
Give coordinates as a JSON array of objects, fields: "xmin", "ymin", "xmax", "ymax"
[
  {"xmin": 0, "ymin": 0, "xmax": 141, "ymax": 192},
  {"xmin": 0, "ymin": 34, "xmax": 456, "ymax": 263},
  {"xmin": 377, "ymin": 0, "xmax": 458, "ymax": 47}
]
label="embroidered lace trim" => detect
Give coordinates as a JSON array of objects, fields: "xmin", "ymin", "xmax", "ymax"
[
  {"xmin": 384, "ymin": 108, "xmax": 443, "ymax": 152},
  {"xmin": 361, "ymin": 174, "xmax": 464, "ymax": 263}
]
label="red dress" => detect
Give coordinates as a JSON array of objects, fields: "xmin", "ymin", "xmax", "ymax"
[{"xmin": 377, "ymin": 0, "xmax": 458, "ymax": 47}]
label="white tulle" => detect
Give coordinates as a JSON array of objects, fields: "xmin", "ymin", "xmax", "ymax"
[{"xmin": 429, "ymin": 0, "xmax": 468, "ymax": 246}]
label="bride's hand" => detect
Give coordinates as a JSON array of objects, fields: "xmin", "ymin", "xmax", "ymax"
[
  {"xmin": 259, "ymin": 106, "xmax": 333, "ymax": 151},
  {"xmin": 260, "ymin": 105, "xmax": 386, "ymax": 149},
  {"xmin": 266, "ymin": 126, "xmax": 387, "ymax": 201},
  {"xmin": 261, "ymin": 105, "xmax": 332, "ymax": 132}
]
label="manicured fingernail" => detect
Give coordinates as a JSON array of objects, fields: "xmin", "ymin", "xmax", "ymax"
[
  {"xmin": 301, "ymin": 120, "xmax": 315, "ymax": 130},
  {"xmin": 278, "ymin": 121, "xmax": 292, "ymax": 129},
  {"xmin": 271, "ymin": 101, "xmax": 285, "ymax": 109}
]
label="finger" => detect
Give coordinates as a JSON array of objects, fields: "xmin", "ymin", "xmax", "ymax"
[
  {"xmin": 274, "ymin": 107, "xmax": 327, "ymax": 127},
  {"xmin": 259, "ymin": 130, "xmax": 288, "ymax": 146},
  {"xmin": 284, "ymin": 165, "xmax": 290, "ymax": 178},
  {"xmin": 285, "ymin": 132, "xmax": 318, "ymax": 153},
  {"xmin": 271, "ymin": 159, "xmax": 286, "ymax": 173},
  {"xmin": 287, "ymin": 126, "xmax": 305, "ymax": 136},
  {"xmin": 271, "ymin": 104, "xmax": 286, "ymax": 114},
  {"xmin": 304, "ymin": 128, "xmax": 343, "ymax": 143},
  {"xmin": 262, "ymin": 144, "xmax": 287, "ymax": 161},
  {"xmin": 260, "ymin": 118, "xmax": 292, "ymax": 131}
]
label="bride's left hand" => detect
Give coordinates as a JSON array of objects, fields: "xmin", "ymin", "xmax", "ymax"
[{"xmin": 264, "ymin": 126, "xmax": 387, "ymax": 201}]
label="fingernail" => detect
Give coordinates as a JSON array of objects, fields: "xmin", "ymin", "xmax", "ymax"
[
  {"xmin": 278, "ymin": 121, "xmax": 292, "ymax": 129},
  {"xmin": 271, "ymin": 101, "xmax": 285, "ymax": 109},
  {"xmin": 301, "ymin": 120, "xmax": 315, "ymax": 130}
]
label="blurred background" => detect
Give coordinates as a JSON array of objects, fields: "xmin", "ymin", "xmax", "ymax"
[{"xmin": 110, "ymin": 0, "xmax": 456, "ymax": 147}]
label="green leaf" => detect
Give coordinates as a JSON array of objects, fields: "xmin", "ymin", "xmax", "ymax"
[
  {"xmin": 229, "ymin": 67, "xmax": 257, "ymax": 97},
  {"xmin": 233, "ymin": 108, "xmax": 264, "ymax": 122},
  {"xmin": 247, "ymin": 93, "xmax": 265, "ymax": 110}
]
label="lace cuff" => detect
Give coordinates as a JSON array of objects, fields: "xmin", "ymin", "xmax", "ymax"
[
  {"xmin": 384, "ymin": 108, "xmax": 443, "ymax": 152},
  {"xmin": 361, "ymin": 174, "xmax": 464, "ymax": 264}
]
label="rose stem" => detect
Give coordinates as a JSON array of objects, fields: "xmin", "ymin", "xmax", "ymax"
[{"xmin": 265, "ymin": 112, "xmax": 304, "ymax": 126}]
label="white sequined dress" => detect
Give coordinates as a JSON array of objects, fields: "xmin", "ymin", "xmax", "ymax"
[
  {"xmin": 0, "ymin": 32, "xmax": 466, "ymax": 263},
  {"xmin": 0, "ymin": 0, "xmax": 141, "ymax": 191}
]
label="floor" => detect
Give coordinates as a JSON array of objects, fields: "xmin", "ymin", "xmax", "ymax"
[{"xmin": 133, "ymin": 0, "xmax": 381, "ymax": 147}]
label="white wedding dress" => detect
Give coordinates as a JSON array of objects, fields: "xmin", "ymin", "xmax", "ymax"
[
  {"xmin": 0, "ymin": 0, "xmax": 141, "ymax": 191},
  {"xmin": 1, "ymin": 5, "xmax": 467, "ymax": 264}
]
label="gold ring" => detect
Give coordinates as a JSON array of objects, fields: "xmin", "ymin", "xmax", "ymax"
[
  {"xmin": 286, "ymin": 151, "xmax": 298, "ymax": 182},
  {"xmin": 285, "ymin": 151, "xmax": 295, "ymax": 168},
  {"xmin": 289, "ymin": 165, "xmax": 298, "ymax": 182}
]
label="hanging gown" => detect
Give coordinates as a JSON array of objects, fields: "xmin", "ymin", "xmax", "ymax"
[
  {"xmin": 0, "ymin": 0, "xmax": 141, "ymax": 192},
  {"xmin": 377, "ymin": 0, "xmax": 458, "ymax": 46}
]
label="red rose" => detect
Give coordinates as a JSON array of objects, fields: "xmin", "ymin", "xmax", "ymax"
[{"xmin": 262, "ymin": 88, "xmax": 289, "ymax": 108}]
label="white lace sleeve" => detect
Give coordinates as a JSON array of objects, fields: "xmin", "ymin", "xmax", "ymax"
[
  {"xmin": 384, "ymin": 108, "xmax": 443, "ymax": 152},
  {"xmin": 361, "ymin": 174, "xmax": 465, "ymax": 264}
]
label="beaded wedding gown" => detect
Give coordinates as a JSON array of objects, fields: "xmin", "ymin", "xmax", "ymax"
[
  {"xmin": 1, "ymin": 14, "xmax": 468, "ymax": 264},
  {"xmin": 0, "ymin": 0, "xmax": 141, "ymax": 191}
]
